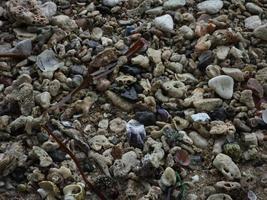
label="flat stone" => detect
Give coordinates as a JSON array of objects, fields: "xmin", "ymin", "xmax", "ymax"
[
  {"xmin": 222, "ymin": 68, "xmax": 244, "ymax": 82},
  {"xmin": 193, "ymin": 98, "xmax": 223, "ymax": 111},
  {"xmin": 246, "ymin": 3, "xmax": 263, "ymax": 14},
  {"xmin": 154, "ymin": 14, "xmax": 174, "ymax": 32},
  {"xmin": 160, "ymin": 167, "xmax": 176, "ymax": 187},
  {"xmin": 163, "ymin": 0, "xmax": 186, "ymax": 10},
  {"xmin": 254, "ymin": 24, "xmax": 267, "ymax": 41},
  {"xmin": 197, "ymin": 0, "xmax": 223, "ymax": 14}
]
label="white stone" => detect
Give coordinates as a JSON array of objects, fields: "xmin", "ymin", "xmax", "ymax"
[
  {"xmin": 245, "ymin": 16, "xmax": 261, "ymax": 30},
  {"xmin": 147, "ymin": 48, "xmax": 162, "ymax": 64},
  {"xmin": 197, "ymin": 0, "xmax": 223, "ymax": 14},
  {"xmin": 191, "ymin": 113, "xmax": 210, "ymax": 122},
  {"xmin": 215, "ymin": 46, "xmax": 230, "ymax": 60},
  {"xmin": 102, "ymin": 0, "xmax": 120, "ymax": 7},
  {"xmin": 213, "ymin": 153, "xmax": 241, "ymax": 180},
  {"xmin": 91, "ymin": 27, "xmax": 103, "ymax": 41},
  {"xmin": 154, "ymin": 14, "xmax": 174, "ymax": 32},
  {"xmin": 51, "ymin": 15, "xmax": 78, "ymax": 31},
  {"xmin": 131, "ymin": 55, "xmax": 150, "ymax": 68},
  {"xmin": 163, "ymin": 0, "xmax": 186, "ymax": 10},
  {"xmin": 39, "ymin": 2, "xmax": 57, "ymax": 18},
  {"xmin": 254, "ymin": 24, "xmax": 267, "ymax": 41},
  {"xmin": 160, "ymin": 167, "xmax": 176, "ymax": 187},
  {"xmin": 35, "ymin": 92, "xmax": 51, "ymax": 108},
  {"xmin": 179, "ymin": 25, "xmax": 194, "ymax": 40},
  {"xmin": 208, "ymin": 75, "xmax": 234, "ymax": 99}
]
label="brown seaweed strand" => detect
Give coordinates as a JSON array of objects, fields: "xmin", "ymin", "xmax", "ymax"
[{"xmin": 42, "ymin": 124, "xmax": 107, "ymax": 200}]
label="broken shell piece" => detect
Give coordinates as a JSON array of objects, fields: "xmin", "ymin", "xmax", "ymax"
[
  {"xmin": 38, "ymin": 181, "xmax": 60, "ymax": 200},
  {"xmin": 89, "ymin": 135, "xmax": 113, "ymax": 151},
  {"xmin": 30, "ymin": 146, "xmax": 53, "ymax": 167},
  {"xmin": 215, "ymin": 181, "xmax": 241, "ymax": 191},
  {"xmin": 208, "ymin": 75, "xmax": 234, "ymax": 99},
  {"xmin": 207, "ymin": 193, "xmax": 232, "ymax": 200},
  {"xmin": 213, "ymin": 153, "xmax": 241, "ymax": 180},
  {"xmin": 36, "ymin": 49, "xmax": 63, "ymax": 72},
  {"xmin": 126, "ymin": 119, "xmax": 146, "ymax": 149},
  {"xmin": 174, "ymin": 149, "xmax": 190, "ymax": 166},
  {"xmin": 63, "ymin": 183, "xmax": 85, "ymax": 200},
  {"xmin": 106, "ymin": 90, "xmax": 133, "ymax": 112},
  {"xmin": 206, "ymin": 65, "xmax": 221, "ymax": 78},
  {"xmin": 115, "ymin": 74, "xmax": 137, "ymax": 85},
  {"xmin": 162, "ymin": 81, "xmax": 187, "ymax": 98},
  {"xmin": 160, "ymin": 167, "xmax": 176, "ymax": 188}
]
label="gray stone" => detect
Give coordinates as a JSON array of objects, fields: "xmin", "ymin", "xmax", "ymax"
[
  {"xmin": 246, "ymin": 3, "xmax": 263, "ymax": 14},
  {"xmin": 163, "ymin": 0, "xmax": 186, "ymax": 10},
  {"xmin": 245, "ymin": 16, "xmax": 261, "ymax": 30},
  {"xmin": 154, "ymin": 14, "xmax": 174, "ymax": 32},
  {"xmin": 35, "ymin": 92, "xmax": 51, "ymax": 109},
  {"xmin": 36, "ymin": 49, "xmax": 63, "ymax": 72},
  {"xmin": 102, "ymin": 0, "xmax": 120, "ymax": 7},
  {"xmin": 51, "ymin": 15, "xmax": 78, "ymax": 31},
  {"xmin": 197, "ymin": 0, "xmax": 223, "ymax": 14},
  {"xmin": 193, "ymin": 98, "xmax": 223, "ymax": 111},
  {"xmin": 39, "ymin": 1, "xmax": 57, "ymax": 18},
  {"xmin": 254, "ymin": 24, "xmax": 267, "ymax": 41}
]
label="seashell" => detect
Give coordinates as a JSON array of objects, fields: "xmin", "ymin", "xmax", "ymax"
[
  {"xmin": 162, "ymin": 80, "xmax": 187, "ymax": 98},
  {"xmin": 215, "ymin": 181, "xmax": 241, "ymax": 191},
  {"xmin": 115, "ymin": 74, "xmax": 137, "ymax": 85},
  {"xmin": 38, "ymin": 181, "xmax": 60, "ymax": 200},
  {"xmin": 154, "ymin": 14, "xmax": 174, "ymax": 32},
  {"xmin": 213, "ymin": 153, "xmax": 241, "ymax": 180},
  {"xmin": 90, "ymin": 48, "xmax": 118, "ymax": 69},
  {"xmin": 208, "ymin": 75, "xmax": 234, "ymax": 99},
  {"xmin": 174, "ymin": 149, "xmax": 190, "ymax": 166},
  {"xmin": 36, "ymin": 49, "xmax": 63, "ymax": 72},
  {"xmin": 47, "ymin": 171, "xmax": 64, "ymax": 185},
  {"xmin": 63, "ymin": 183, "xmax": 85, "ymax": 200},
  {"xmin": 126, "ymin": 119, "xmax": 146, "ymax": 149},
  {"xmin": 157, "ymin": 108, "xmax": 171, "ymax": 122}
]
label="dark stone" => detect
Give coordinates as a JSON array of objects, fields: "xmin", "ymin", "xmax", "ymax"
[
  {"xmin": 70, "ymin": 64, "xmax": 87, "ymax": 76},
  {"xmin": 135, "ymin": 111, "xmax": 156, "ymax": 126},
  {"xmin": 198, "ymin": 50, "xmax": 214, "ymax": 71},
  {"xmin": 125, "ymin": 26, "xmax": 135, "ymax": 36},
  {"xmin": 37, "ymin": 132, "xmax": 49, "ymax": 143},
  {"xmin": 209, "ymin": 107, "xmax": 227, "ymax": 121},
  {"xmin": 96, "ymin": 6, "xmax": 112, "ymax": 15},
  {"xmin": 121, "ymin": 65, "xmax": 142, "ymax": 76},
  {"xmin": 11, "ymin": 167, "xmax": 26, "ymax": 182},
  {"xmin": 83, "ymin": 159, "xmax": 95, "ymax": 173},
  {"xmin": 120, "ymin": 87, "xmax": 138, "ymax": 101},
  {"xmin": 48, "ymin": 150, "xmax": 66, "ymax": 162},
  {"xmin": 83, "ymin": 40, "xmax": 100, "ymax": 48},
  {"xmin": 157, "ymin": 108, "xmax": 170, "ymax": 122},
  {"xmin": 133, "ymin": 83, "xmax": 143, "ymax": 93}
]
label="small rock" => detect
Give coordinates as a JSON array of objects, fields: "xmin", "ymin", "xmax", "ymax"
[
  {"xmin": 51, "ymin": 15, "xmax": 78, "ymax": 31},
  {"xmin": 191, "ymin": 113, "xmax": 210, "ymax": 122},
  {"xmin": 146, "ymin": 7, "xmax": 164, "ymax": 15},
  {"xmin": 153, "ymin": 62, "xmax": 165, "ymax": 77},
  {"xmin": 197, "ymin": 0, "xmax": 223, "ymax": 14},
  {"xmin": 256, "ymin": 67, "xmax": 267, "ymax": 83},
  {"xmin": 109, "ymin": 118, "xmax": 126, "ymax": 133},
  {"xmin": 179, "ymin": 25, "xmax": 194, "ymax": 40},
  {"xmin": 254, "ymin": 24, "xmax": 267, "ymax": 41},
  {"xmin": 121, "ymin": 65, "xmax": 142, "ymax": 76},
  {"xmin": 131, "ymin": 55, "xmax": 150, "ymax": 69},
  {"xmin": 98, "ymin": 119, "xmax": 109, "ymax": 129},
  {"xmin": 39, "ymin": 1, "xmax": 57, "ymax": 18},
  {"xmin": 240, "ymin": 90, "xmax": 255, "ymax": 109},
  {"xmin": 35, "ymin": 92, "xmax": 51, "ymax": 108},
  {"xmin": 11, "ymin": 39, "xmax": 32, "ymax": 56},
  {"xmin": 135, "ymin": 111, "xmax": 156, "ymax": 126},
  {"xmin": 121, "ymin": 87, "xmax": 138, "ymax": 101},
  {"xmin": 222, "ymin": 68, "xmax": 244, "ymax": 82},
  {"xmin": 91, "ymin": 27, "xmax": 103, "ymax": 41},
  {"xmin": 160, "ymin": 167, "xmax": 176, "ymax": 187},
  {"xmin": 102, "ymin": 0, "xmax": 120, "ymax": 7},
  {"xmin": 89, "ymin": 135, "xmax": 113, "ymax": 151},
  {"xmin": 193, "ymin": 98, "xmax": 223, "ymax": 112},
  {"xmin": 247, "ymin": 78, "xmax": 264, "ymax": 98},
  {"xmin": 147, "ymin": 48, "xmax": 162, "ymax": 64},
  {"xmin": 198, "ymin": 50, "xmax": 214, "ymax": 71},
  {"xmin": 48, "ymin": 80, "xmax": 61, "ymax": 96},
  {"xmin": 30, "ymin": 146, "xmax": 53, "ymax": 167},
  {"xmin": 215, "ymin": 46, "xmax": 230, "ymax": 60},
  {"xmin": 213, "ymin": 153, "xmax": 241, "ymax": 180},
  {"xmin": 208, "ymin": 75, "xmax": 234, "ymax": 99},
  {"xmin": 154, "ymin": 14, "xmax": 174, "ymax": 32},
  {"xmin": 246, "ymin": 3, "xmax": 263, "ymax": 14},
  {"xmin": 245, "ymin": 16, "xmax": 261, "ymax": 30},
  {"xmin": 189, "ymin": 131, "xmax": 208, "ymax": 149},
  {"xmin": 163, "ymin": 0, "xmax": 186, "ymax": 10}
]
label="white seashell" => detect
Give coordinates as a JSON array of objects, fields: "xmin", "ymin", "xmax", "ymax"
[{"xmin": 208, "ymin": 75, "xmax": 234, "ymax": 99}]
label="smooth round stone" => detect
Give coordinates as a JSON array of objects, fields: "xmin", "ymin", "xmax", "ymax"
[
  {"xmin": 246, "ymin": 3, "xmax": 263, "ymax": 14},
  {"xmin": 39, "ymin": 1, "xmax": 57, "ymax": 18},
  {"xmin": 244, "ymin": 16, "xmax": 261, "ymax": 30},
  {"xmin": 254, "ymin": 24, "xmax": 267, "ymax": 41},
  {"xmin": 197, "ymin": 0, "xmax": 223, "ymax": 14},
  {"xmin": 160, "ymin": 167, "xmax": 176, "ymax": 187},
  {"xmin": 154, "ymin": 14, "xmax": 174, "ymax": 32},
  {"xmin": 163, "ymin": 0, "xmax": 186, "ymax": 10},
  {"xmin": 102, "ymin": 0, "xmax": 120, "ymax": 7},
  {"xmin": 135, "ymin": 111, "xmax": 156, "ymax": 126},
  {"xmin": 222, "ymin": 67, "xmax": 244, "ymax": 82},
  {"xmin": 208, "ymin": 75, "xmax": 234, "ymax": 99},
  {"xmin": 189, "ymin": 131, "xmax": 208, "ymax": 149}
]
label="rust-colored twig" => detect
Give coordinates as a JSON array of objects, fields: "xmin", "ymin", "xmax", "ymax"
[
  {"xmin": 0, "ymin": 53, "xmax": 28, "ymax": 60},
  {"xmin": 42, "ymin": 123, "xmax": 107, "ymax": 200}
]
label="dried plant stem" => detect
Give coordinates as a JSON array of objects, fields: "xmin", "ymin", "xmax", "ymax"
[
  {"xmin": 42, "ymin": 124, "xmax": 107, "ymax": 200},
  {"xmin": 0, "ymin": 53, "xmax": 28, "ymax": 59}
]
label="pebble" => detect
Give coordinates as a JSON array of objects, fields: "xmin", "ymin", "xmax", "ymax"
[
  {"xmin": 207, "ymin": 193, "xmax": 233, "ymax": 200},
  {"xmin": 91, "ymin": 27, "xmax": 103, "ymax": 41},
  {"xmin": 39, "ymin": 1, "xmax": 57, "ymax": 18},
  {"xmin": 30, "ymin": 146, "xmax": 53, "ymax": 167},
  {"xmin": 160, "ymin": 167, "xmax": 176, "ymax": 187},
  {"xmin": 135, "ymin": 111, "xmax": 156, "ymax": 126},
  {"xmin": 51, "ymin": 15, "xmax": 78, "ymax": 31},
  {"xmin": 193, "ymin": 98, "xmax": 223, "ymax": 112},
  {"xmin": 102, "ymin": 0, "xmax": 120, "ymax": 7},
  {"xmin": 189, "ymin": 131, "xmax": 208, "ymax": 149},
  {"xmin": 244, "ymin": 16, "xmax": 261, "ymax": 30},
  {"xmin": 254, "ymin": 24, "xmax": 267, "ymax": 41},
  {"xmin": 215, "ymin": 46, "xmax": 230, "ymax": 60},
  {"xmin": 35, "ymin": 92, "xmax": 51, "ymax": 109},
  {"xmin": 36, "ymin": 49, "xmax": 63, "ymax": 72},
  {"xmin": 163, "ymin": 0, "xmax": 186, "ymax": 10},
  {"xmin": 89, "ymin": 135, "xmax": 113, "ymax": 151},
  {"xmin": 197, "ymin": 0, "xmax": 223, "ymax": 14},
  {"xmin": 221, "ymin": 68, "xmax": 244, "ymax": 82},
  {"xmin": 131, "ymin": 55, "xmax": 150, "ymax": 69},
  {"xmin": 208, "ymin": 75, "xmax": 234, "ymax": 99},
  {"xmin": 154, "ymin": 14, "xmax": 174, "ymax": 32},
  {"xmin": 246, "ymin": 3, "xmax": 263, "ymax": 14},
  {"xmin": 126, "ymin": 119, "xmax": 146, "ymax": 149}
]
